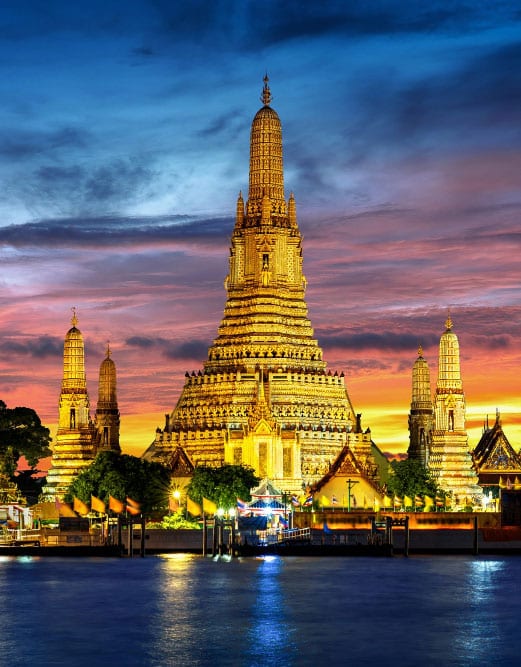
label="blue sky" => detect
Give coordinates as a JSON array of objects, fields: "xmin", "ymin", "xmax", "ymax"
[{"xmin": 1, "ymin": 1, "xmax": 521, "ymax": 455}]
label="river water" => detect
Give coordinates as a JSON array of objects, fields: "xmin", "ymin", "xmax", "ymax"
[{"xmin": 0, "ymin": 553, "xmax": 519, "ymax": 666}]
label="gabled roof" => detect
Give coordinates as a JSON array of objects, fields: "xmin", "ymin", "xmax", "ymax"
[
  {"xmin": 251, "ymin": 477, "xmax": 281, "ymax": 499},
  {"xmin": 473, "ymin": 412, "xmax": 521, "ymax": 473},
  {"xmin": 310, "ymin": 445, "xmax": 382, "ymax": 494},
  {"xmin": 169, "ymin": 446, "xmax": 195, "ymax": 476}
]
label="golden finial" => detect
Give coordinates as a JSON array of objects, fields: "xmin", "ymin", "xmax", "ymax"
[
  {"xmin": 71, "ymin": 306, "xmax": 78, "ymax": 327},
  {"xmin": 261, "ymin": 73, "xmax": 272, "ymax": 106},
  {"xmin": 418, "ymin": 344, "xmax": 423, "ymax": 357},
  {"xmin": 445, "ymin": 309, "xmax": 452, "ymax": 331},
  {"xmin": 106, "ymin": 342, "xmax": 111, "ymax": 358}
]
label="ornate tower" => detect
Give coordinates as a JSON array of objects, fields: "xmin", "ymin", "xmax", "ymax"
[
  {"xmin": 428, "ymin": 314, "xmax": 482, "ymax": 503},
  {"xmin": 95, "ymin": 345, "xmax": 120, "ymax": 452},
  {"xmin": 144, "ymin": 77, "xmax": 379, "ymax": 493},
  {"xmin": 407, "ymin": 346, "xmax": 434, "ymax": 467},
  {"xmin": 43, "ymin": 310, "xmax": 97, "ymax": 500}
]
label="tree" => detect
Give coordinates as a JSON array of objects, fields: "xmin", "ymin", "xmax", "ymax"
[
  {"xmin": 0, "ymin": 399, "xmax": 51, "ymax": 476},
  {"xmin": 186, "ymin": 464, "xmax": 259, "ymax": 510},
  {"xmin": 65, "ymin": 451, "xmax": 172, "ymax": 513},
  {"xmin": 386, "ymin": 458, "xmax": 443, "ymax": 499}
]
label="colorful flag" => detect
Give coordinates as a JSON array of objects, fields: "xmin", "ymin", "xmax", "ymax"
[
  {"xmin": 237, "ymin": 498, "xmax": 248, "ymax": 511},
  {"xmin": 404, "ymin": 495, "xmax": 413, "ymax": 508},
  {"xmin": 73, "ymin": 497, "xmax": 89, "ymax": 515},
  {"xmin": 424, "ymin": 495, "xmax": 434, "ymax": 510},
  {"xmin": 202, "ymin": 497, "xmax": 217, "ymax": 515},
  {"xmin": 126, "ymin": 497, "xmax": 141, "ymax": 515},
  {"xmin": 414, "ymin": 495, "xmax": 423, "ymax": 507},
  {"xmin": 91, "ymin": 495, "xmax": 106, "ymax": 513},
  {"xmin": 186, "ymin": 496, "xmax": 202, "ymax": 517},
  {"xmin": 320, "ymin": 495, "xmax": 330, "ymax": 507},
  {"xmin": 55, "ymin": 498, "xmax": 76, "ymax": 517},
  {"xmin": 291, "ymin": 495, "xmax": 300, "ymax": 506},
  {"xmin": 303, "ymin": 494, "xmax": 313, "ymax": 507},
  {"xmin": 394, "ymin": 495, "xmax": 402, "ymax": 507},
  {"xmin": 109, "ymin": 496, "xmax": 125, "ymax": 514},
  {"xmin": 383, "ymin": 495, "xmax": 392, "ymax": 508},
  {"xmin": 331, "ymin": 495, "xmax": 338, "ymax": 505},
  {"xmin": 278, "ymin": 515, "xmax": 289, "ymax": 529}
]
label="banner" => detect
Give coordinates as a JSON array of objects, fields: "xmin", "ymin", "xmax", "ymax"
[
  {"xmin": 187, "ymin": 497, "xmax": 202, "ymax": 517},
  {"xmin": 91, "ymin": 495, "xmax": 106, "ymax": 513},
  {"xmin": 73, "ymin": 497, "xmax": 89, "ymax": 515},
  {"xmin": 202, "ymin": 497, "xmax": 217, "ymax": 515},
  {"xmin": 109, "ymin": 496, "xmax": 125, "ymax": 514}
]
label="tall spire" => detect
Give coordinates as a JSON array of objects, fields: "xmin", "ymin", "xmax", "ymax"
[
  {"xmin": 261, "ymin": 73, "xmax": 272, "ymax": 106},
  {"xmin": 407, "ymin": 346, "xmax": 433, "ymax": 466},
  {"xmin": 62, "ymin": 309, "xmax": 87, "ymax": 394},
  {"xmin": 248, "ymin": 76, "xmax": 285, "ymax": 211},
  {"xmin": 95, "ymin": 344, "xmax": 120, "ymax": 452},
  {"xmin": 437, "ymin": 312, "xmax": 462, "ymax": 392},
  {"xmin": 428, "ymin": 314, "xmax": 482, "ymax": 504},
  {"xmin": 42, "ymin": 311, "xmax": 96, "ymax": 500},
  {"xmin": 143, "ymin": 77, "xmax": 378, "ymax": 495}
]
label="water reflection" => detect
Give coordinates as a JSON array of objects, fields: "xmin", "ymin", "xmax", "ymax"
[{"xmin": 1, "ymin": 555, "xmax": 521, "ymax": 666}]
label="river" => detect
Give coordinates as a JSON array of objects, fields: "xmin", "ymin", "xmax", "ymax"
[{"xmin": 0, "ymin": 553, "xmax": 519, "ymax": 666}]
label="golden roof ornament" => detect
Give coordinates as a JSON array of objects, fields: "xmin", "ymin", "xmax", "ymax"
[
  {"xmin": 445, "ymin": 309, "xmax": 452, "ymax": 331},
  {"xmin": 261, "ymin": 74, "xmax": 272, "ymax": 106},
  {"xmin": 71, "ymin": 306, "xmax": 78, "ymax": 328},
  {"xmin": 418, "ymin": 344, "xmax": 423, "ymax": 358}
]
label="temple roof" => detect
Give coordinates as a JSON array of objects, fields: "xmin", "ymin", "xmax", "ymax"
[
  {"xmin": 311, "ymin": 444, "xmax": 382, "ymax": 494},
  {"xmin": 473, "ymin": 411, "xmax": 521, "ymax": 473}
]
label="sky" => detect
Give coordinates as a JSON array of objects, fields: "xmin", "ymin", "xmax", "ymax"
[{"xmin": 1, "ymin": 1, "xmax": 521, "ymax": 463}]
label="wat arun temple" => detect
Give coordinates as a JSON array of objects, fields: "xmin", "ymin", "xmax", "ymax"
[
  {"xmin": 143, "ymin": 77, "xmax": 382, "ymax": 496},
  {"xmin": 42, "ymin": 77, "xmax": 498, "ymax": 506}
]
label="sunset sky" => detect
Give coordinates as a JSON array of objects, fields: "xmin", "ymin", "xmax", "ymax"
[{"xmin": 1, "ymin": 2, "xmax": 521, "ymax": 463}]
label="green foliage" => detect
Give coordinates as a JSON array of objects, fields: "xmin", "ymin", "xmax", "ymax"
[
  {"xmin": 148, "ymin": 512, "xmax": 202, "ymax": 530},
  {"xmin": 387, "ymin": 458, "xmax": 443, "ymax": 499},
  {"xmin": 186, "ymin": 464, "xmax": 259, "ymax": 510},
  {"xmin": 0, "ymin": 400, "xmax": 51, "ymax": 475},
  {"xmin": 64, "ymin": 451, "xmax": 172, "ymax": 513}
]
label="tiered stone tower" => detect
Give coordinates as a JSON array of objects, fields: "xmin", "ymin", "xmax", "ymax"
[
  {"xmin": 428, "ymin": 314, "xmax": 482, "ymax": 503},
  {"xmin": 95, "ymin": 345, "xmax": 121, "ymax": 452},
  {"xmin": 407, "ymin": 346, "xmax": 434, "ymax": 467},
  {"xmin": 43, "ymin": 312, "xmax": 120, "ymax": 500},
  {"xmin": 43, "ymin": 310, "xmax": 98, "ymax": 499},
  {"xmin": 144, "ymin": 77, "xmax": 378, "ymax": 493}
]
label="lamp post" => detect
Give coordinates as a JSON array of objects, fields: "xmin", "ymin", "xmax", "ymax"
[{"xmin": 346, "ymin": 478, "xmax": 359, "ymax": 513}]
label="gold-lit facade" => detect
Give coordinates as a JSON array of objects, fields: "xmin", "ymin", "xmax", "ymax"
[
  {"xmin": 428, "ymin": 315, "xmax": 482, "ymax": 502},
  {"xmin": 144, "ymin": 78, "xmax": 380, "ymax": 494},
  {"xmin": 42, "ymin": 312, "xmax": 120, "ymax": 500}
]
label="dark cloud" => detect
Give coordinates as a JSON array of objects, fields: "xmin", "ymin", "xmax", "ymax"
[
  {"xmin": 154, "ymin": 2, "xmax": 521, "ymax": 51},
  {"xmin": 0, "ymin": 127, "xmax": 89, "ymax": 161},
  {"xmin": 126, "ymin": 335, "xmax": 210, "ymax": 361},
  {"xmin": 0, "ymin": 336, "xmax": 62, "ymax": 359},
  {"xmin": 0, "ymin": 214, "xmax": 233, "ymax": 249},
  {"xmin": 345, "ymin": 41, "xmax": 521, "ymax": 162},
  {"xmin": 318, "ymin": 330, "xmax": 439, "ymax": 352}
]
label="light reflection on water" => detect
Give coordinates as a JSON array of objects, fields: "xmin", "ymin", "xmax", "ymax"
[{"xmin": 0, "ymin": 555, "xmax": 521, "ymax": 666}]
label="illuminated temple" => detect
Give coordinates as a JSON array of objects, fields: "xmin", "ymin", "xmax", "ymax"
[
  {"xmin": 408, "ymin": 315, "xmax": 482, "ymax": 503},
  {"xmin": 144, "ymin": 77, "xmax": 384, "ymax": 496},
  {"xmin": 42, "ymin": 311, "xmax": 120, "ymax": 500}
]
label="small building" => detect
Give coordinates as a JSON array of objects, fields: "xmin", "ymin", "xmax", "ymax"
[{"xmin": 473, "ymin": 411, "xmax": 521, "ymax": 494}]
